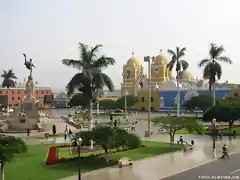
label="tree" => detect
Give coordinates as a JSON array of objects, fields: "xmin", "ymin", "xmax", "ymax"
[
  {"xmin": 198, "ymin": 43, "xmax": 232, "ymax": 105},
  {"xmin": 91, "ymin": 126, "xmax": 129, "ymax": 163},
  {"xmin": 182, "ymin": 94, "xmax": 213, "ymax": 112},
  {"xmin": 152, "ymin": 116, "xmax": 205, "ymax": 146},
  {"xmin": 52, "ymin": 124, "xmax": 56, "ymax": 135},
  {"xmin": 62, "ymin": 43, "xmax": 115, "ymax": 137},
  {"xmin": 68, "ymin": 93, "xmax": 92, "ymax": 108},
  {"xmin": 1, "ymin": 70, "xmax": 17, "ymax": 88},
  {"xmin": 0, "ymin": 135, "xmax": 28, "ymax": 180},
  {"xmin": 98, "ymin": 99, "xmax": 116, "ymax": 111},
  {"xmin": 203, "ymin": 105, "xmax": 237, "ymax": 129},
  {"xmin": 167, "ymin": 47, "xmax": 188, "ymax": 117},
  {"xmin": 115, "ymin": 95, "xmax": 138, "ymax": 109}
]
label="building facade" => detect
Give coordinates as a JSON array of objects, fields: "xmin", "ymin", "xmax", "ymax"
[
  {"xmin": 0, "ymin": 87, "xmax": 52, "ymax": 106},
  {"xmin": 120, "ymin": 50, "xmax": 237, "ymax": 111}
]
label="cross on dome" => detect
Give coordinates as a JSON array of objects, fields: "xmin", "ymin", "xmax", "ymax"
[{"xmin": 132, "ymin": 51, "xmax": 135, "ymax": 57}]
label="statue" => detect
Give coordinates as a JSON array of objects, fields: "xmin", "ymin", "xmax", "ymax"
[{"xmin": 23, "ymin": 53, "xmax": 36, "ymax": 76}]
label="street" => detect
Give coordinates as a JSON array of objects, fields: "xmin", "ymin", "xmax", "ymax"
[{"xmin": 161, "ymin": 152, "xmax": 240, "ymax": 180}]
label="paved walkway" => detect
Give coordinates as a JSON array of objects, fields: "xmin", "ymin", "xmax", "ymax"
[{"xmin": 60, "ymin": 136, "xmax": 240, "ymax": 180}]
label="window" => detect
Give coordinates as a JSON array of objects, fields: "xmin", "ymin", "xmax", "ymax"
[
  {"xmin": 18, "ymin": 97, "xmax": 20, "ymax": 100},
  {"xmin": 141, "ymin": 97, "xmax": 144, "ymax": 102},
  {"xmin": 151, "ymin": 107, "xmax": 154, "ymax": 111},
  {"xmin": 20, "ymin": 119, "xmax": 25, "ymax": 123},
  {"xmin": 12, "ymin": 97, "xmax": 14, "ymax": 100},
  {"xmin": 151, "ymin": 97, "xmax": 154, "ymax": 102},
  {"xmin": 12, "ymin": 91, "xmax": 14, "ymax": 94},
  {"xmin": 0, "ymin": 91, "xmax": 2, "ymax": 94},
  {"xmin": 42, "ymin": 91, "xmax": 44, "ymax": 94},
  {"xmin": 18, "ymin": 91, "xmax": 20, "ymax": 94},
  {"xmin": 141, "ymin": 107, "xmax": 145, "ymax": 111}
]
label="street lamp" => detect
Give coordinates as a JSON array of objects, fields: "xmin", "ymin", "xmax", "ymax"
[
  {"xmin": 144, "ymin": 55, "xmax": 154, "ymax": 137},
  {"xmin": 76, "ymin": 137, "xmax": 82, "ymax": 180},
  {"xmin": 124, "ymin": 89, "xmax": 128, "ymax": 118},
  {"xmin": 96, "ymin": 89, "xmax": 100, "ymax": 116},
  {"xmin": 212, "ymin": 118, "xmax": 216, "ymax": 152}
]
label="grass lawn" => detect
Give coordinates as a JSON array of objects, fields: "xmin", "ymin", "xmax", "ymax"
[
  {"xmin": 176, "ymin": 127, "xmax": 240, "ymax": 135},
  {"xmin": 4, "ymin": 141, "xmax": 183, "ymax": 180}
]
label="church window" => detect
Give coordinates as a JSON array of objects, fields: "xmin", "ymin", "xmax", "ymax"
[
  {"xmin": 141, "ymin": 97, "xmax": 144, "ymax": 102},
  {"xmin": 126, "ymin": 71, "xmax": 131, "ymax": 79},
  {"xmin": 20, "ymin": 119, "xmax": 25, "ymax": 123},
  {"xmin": 12, "ymin": 97, "xmax": 14, "ymax": 100},
  {"xmin": 139, "ymin": 82, "xmax": 143, "ymax": 88},
  {"xmin": 151, "ymin": 97, "xmax": 154, "ymax": 102},
  {"xmin": 18, "ymin": 97, "xmax": 20, "ymax": 100}
]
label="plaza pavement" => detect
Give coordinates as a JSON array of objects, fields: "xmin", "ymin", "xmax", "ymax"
[
  {"xmin": 161, "ymin": 152, "xmax": 240, "ymax": 180},
  {"xmin": 60, "ymin": 135, "xmax": 240, "ymax": 180}
]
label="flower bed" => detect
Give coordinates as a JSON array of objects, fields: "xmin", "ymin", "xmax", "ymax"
[{"xmin": 44, "ymin": 145, "xmax": 146, "ymax": 166}]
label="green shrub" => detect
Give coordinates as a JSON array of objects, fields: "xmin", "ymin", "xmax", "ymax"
[{"xmin": 125, "ymin": 133, "xmax": 142, "ymax": 149}]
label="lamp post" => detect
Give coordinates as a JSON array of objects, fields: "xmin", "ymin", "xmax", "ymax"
[
  {"xmin": 124, "ymin": 89, "xmax": 128, "ymax": 118},
  {"xmin": 144, "ymin": 55, "xmax": 154, "ymax": 137},
  {"xmin": 77, "ymin": 137, "xmax": 82, "ymax": 180},
  {"xmin": 96, "ymin": 89, "xmax": 100, "ymax": 116},
  {"xmin": 212, "ymin": 118, "xmax": 216, "ymax": 152}
]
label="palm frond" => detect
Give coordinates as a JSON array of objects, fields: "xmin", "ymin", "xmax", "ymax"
[
  {"xmin": 203, "ymin": 63, "xmax": 211, "ymax": 79},
  {"xmin": 180, "ymin": 60, "xmax": 189, "ymax": 70},
  {"xmin": 178, "ymin": 47, "xmax": 187, "ymax": 58},
  {"xmin": 198, "ymin": 59, "xmax": 209, "ymax": 67},
  {"xmin": 212, "ymin": 62, "xmax": 222, "ymax": 80},
  {"xmin": 90, "ymin": 44, "xmax": 103, "ymax": 60},
  {"xmin": 62, "ymin": 59, "xmax": 84, "ymax": 70},
  {"xmin": 99, "ymin": 73, "xmax": 114, "ymax": 91},
  {"xmin": 66, "ymin": 73, "xmax": 90, "ymax": 96},
  {"xmin": 217, "ymin": 56, "xmax": 232, "ymax": 64},
  {"xmin": 166, "ymin": 60, "xmax": 175, "ymax": 71},
  {"xmin": 92, "ymin": 56, "xmax": 115, "ymax": 68},
  {"xmin": 167, "ymin": 49, "xmax": 176, "ymax": 57},
  {"xmin": 79, "ymin": 43, "xmax": 91, "ymax": 64}
]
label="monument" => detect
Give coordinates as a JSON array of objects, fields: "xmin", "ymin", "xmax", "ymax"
[{"xmin": 7, "ymin": 54, "xmax": 41, "ymax": 130}]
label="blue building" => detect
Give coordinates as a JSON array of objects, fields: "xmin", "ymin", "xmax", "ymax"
[{"xmin": 159, "ymin": 89, "xmax": 230, "ymax": 108}]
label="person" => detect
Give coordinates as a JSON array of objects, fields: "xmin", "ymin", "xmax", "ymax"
[
  {"xmin": 222, "ymin": 144, "xmax": 230, "ymax": 159},
  {"xmin": 179, "ymin": 136, "xmax": 183, "ymax": 144},
  {"xmin": 131, "ymin": 123, "xmax": 135, "ymax": 131},
  {"xmin": 27, "ymin": 129, "xmax": 30, "ymax": 136},
  {"xmin": 64, "ymin": 130, "xmax": 67, "ymax": 141}
]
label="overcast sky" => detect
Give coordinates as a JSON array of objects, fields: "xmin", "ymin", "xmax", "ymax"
[{"xmin": 0, "ymin": 0, "xmax": 239, "ymax": 92}]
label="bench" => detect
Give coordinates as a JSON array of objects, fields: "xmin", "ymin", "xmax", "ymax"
[
  {"xmin": 177, "ymin": 140, "xmax": 188, "ymax": 144},
  {"xmin": 118, "ymin": 157, "xmax": 133, "ymax": 168}
]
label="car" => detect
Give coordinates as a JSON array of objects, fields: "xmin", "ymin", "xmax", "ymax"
[{"xmin": 118, "ymin": 157, "xmax": 133, "ymax": 168}]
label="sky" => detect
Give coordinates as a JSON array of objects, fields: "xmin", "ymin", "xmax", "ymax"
[{"xmin": 0, "ymin": 0, "xmax": 239, "ymax": 92}]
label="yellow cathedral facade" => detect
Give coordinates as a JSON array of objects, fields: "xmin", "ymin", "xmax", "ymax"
[{"xmin": 121, "ymin": 50, "xmax": 196, "ymax": 111}]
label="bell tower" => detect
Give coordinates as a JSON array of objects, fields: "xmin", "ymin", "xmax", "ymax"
[{"xmin": 121, "ymin": 52, "xmax": 144, "ymax": 96}]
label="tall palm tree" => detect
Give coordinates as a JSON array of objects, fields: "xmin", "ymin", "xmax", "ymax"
[
  {"xmin": 167, "ymin": 47, "xmax": 188, "ymax": 117},
  {"xmin": 62, "ymin": 43, "xmax": 115, "ymax": 145},
  {"xmin": 199, "ymin": 43, "xmax": 232, "ymax": 106},
  {"xmin": 1, "ymin": 69, "xmax": 17, "ymax": 88}
]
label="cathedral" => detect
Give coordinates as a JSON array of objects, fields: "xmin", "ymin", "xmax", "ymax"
[{"xmin": 121, "ymin": 50, "xmax": 230, "ymax": 111}]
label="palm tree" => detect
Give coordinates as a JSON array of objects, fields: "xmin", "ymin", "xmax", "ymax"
[
  {"xmin": 167, "ymin": 47, "xmax": 188, "ymax": 117},
  {"xmin": 0, "ymin": 135, "xmax": 28, "ymax": 180},
  {"xmin": 1, "ymin": 69, "xmax": 17, "ymax": 88},
  {"xmin": 62, "ymin": 43, "xmax": 115, "ymax": 146},
  {"xmin": 199, "ymin": 43, "xmax": 232, "ymax": 106}
]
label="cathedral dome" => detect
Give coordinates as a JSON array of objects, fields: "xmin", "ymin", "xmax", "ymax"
[
  {"xmin": 154, "ymin": 50, "xmax": 169, "ymax": 65},
  {"xmin": 126, "ymin": 52, "xmax": 141, "ymax": 66},
  {"xmin": 179, "ymin": 70, "xmax": 195, "ymax": 81}
]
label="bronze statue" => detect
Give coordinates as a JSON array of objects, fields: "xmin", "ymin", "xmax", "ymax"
[{"xmin": 23, "ymin": 53, "xmax": 35, "ymax": 76}]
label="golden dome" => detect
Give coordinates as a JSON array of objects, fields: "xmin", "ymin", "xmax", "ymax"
[
  {"xmin": 154, "ymin": 49, "xmax": 169, "ymax": 65},
  {"xmin": 179, "ymin": 70, "xmax": 195, "ymax": 81},
  {"xmin": 126, "ymin": 52, "xmax": 141, "ymax": 66}
]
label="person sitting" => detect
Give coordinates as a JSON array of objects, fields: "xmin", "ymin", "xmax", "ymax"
[
  {"xmin": 179, "ymin": 136, "xmax": 184, "ymax": 144},
  {"xmin": 222, "ymin": 144, "xmax": 230, "ymax": 159}
]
